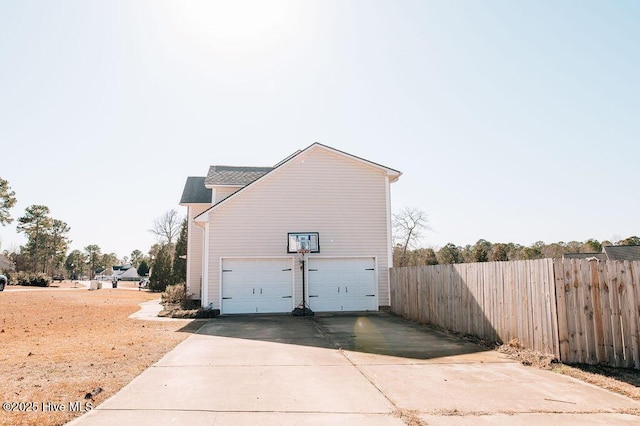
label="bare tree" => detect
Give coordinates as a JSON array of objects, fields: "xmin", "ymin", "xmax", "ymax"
[
  {"xmin": 149, "ymin": 209, "xmax": 183, "ymax": 246},
  {"xmin": 393, "ymin": 207, "xmax": 430, "ymax": 266}
]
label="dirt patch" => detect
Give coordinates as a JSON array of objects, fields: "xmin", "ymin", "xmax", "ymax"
[
  {"xmin": 393, "ymin": 409, "xmax": 425, "ymax": 425},
  {"xmin": 498, "ymin": 339, "xmax": 640, "ymax": 403},
  {"xmin": 0, "ymin": 287, "xmax": 201, "ymax": 426}
]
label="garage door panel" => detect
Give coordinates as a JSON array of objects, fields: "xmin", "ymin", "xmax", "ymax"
[
  {"xmin": 222, "ymin": 258, "xmax": 293, "ymax": 314},
  {"xmin": 308, "ymin": 257, "xmax": 376, "ymax": 312}
]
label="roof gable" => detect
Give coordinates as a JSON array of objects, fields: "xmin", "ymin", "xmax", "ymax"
[
  {"xmin": 309, "ymin": 143, "xmax": 401, "ymax": 181},
  {"xmin": 194, "ymin": 143, "xmax": 401, "ymax": 222}
]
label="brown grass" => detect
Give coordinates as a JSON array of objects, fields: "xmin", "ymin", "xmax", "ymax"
[
  {"xmin": 498, "ymin": 338, "xmax": 640, "ymax": 404},
  {"xmin": 0, "ymin": 285, "xmax": 201, "ymax": 426}
]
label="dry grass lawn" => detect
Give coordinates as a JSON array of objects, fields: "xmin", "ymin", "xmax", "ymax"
[{"xmin": 0, "ymin": 284, "xmax": 200, "ymax": 426}]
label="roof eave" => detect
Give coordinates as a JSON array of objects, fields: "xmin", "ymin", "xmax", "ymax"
[
  {"xmin": 194, "ymin": 214, "xmax": 209, "ymax": 224},
  {"xmin": 204, "ymin": 183, "xmax": 244, "ymax": 189},
  {"xmin": 179, "ymin": 202, "xmax": 212, "ymax": 207},
  {"xmin": 309, "ymin": 142, "xmax": 403, "ymax": 178}
]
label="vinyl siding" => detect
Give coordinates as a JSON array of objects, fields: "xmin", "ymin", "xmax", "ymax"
[
  {"xmin": 213, "ymin": 186, "xmax": 241, "ymax": 203},
  {"xmin": 186, "ymin": 204, "xmax": 209, "ymax": 299},
  {"xmin": 203, "ymin": 147, "xmax": 392, "ymax": 309}
]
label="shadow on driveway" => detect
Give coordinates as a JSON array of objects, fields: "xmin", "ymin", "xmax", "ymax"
[{"xmin": 190, "ymin": 312, "xmax": 492, "ymax": 361}]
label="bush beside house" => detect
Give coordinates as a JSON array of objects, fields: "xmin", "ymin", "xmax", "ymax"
[{"xmin": 159, "ymin": 283, "xmax": 218, "ymax": 318}]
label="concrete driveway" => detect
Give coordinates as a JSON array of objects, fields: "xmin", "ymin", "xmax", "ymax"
[{"xmin": 70, "ymin": 312, "xmax": 640, "ymax": 425}]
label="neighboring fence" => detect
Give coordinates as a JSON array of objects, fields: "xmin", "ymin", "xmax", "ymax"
[{"xmin": 390, "ymin": 259, "xmax": 640, "ymax": 369}]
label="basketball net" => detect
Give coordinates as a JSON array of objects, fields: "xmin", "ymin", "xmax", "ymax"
[{"xmin": 297, "ymin": 248, "xmax": 310, "ymax": 260}]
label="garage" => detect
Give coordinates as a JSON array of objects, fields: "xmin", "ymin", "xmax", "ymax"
[
  {"xmin": 307, "ymin": 257, "xmax": 377, "ymax": 312},
  {"xmin": 221, "ymin": 258, "xmax": 294, "ymax": 314}
]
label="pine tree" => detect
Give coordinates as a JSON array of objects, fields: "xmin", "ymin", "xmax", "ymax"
[
  {"xmin": 172, "ymin": 218, "xmax": 187, "ymax": 284},
  {"xmin": 150, "ymin": 245, "xmax": 172, "ymax": 292}
]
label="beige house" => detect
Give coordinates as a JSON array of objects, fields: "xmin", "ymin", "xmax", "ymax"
[{"xmin": 179, "ymin": 143, "xmax": 401, "ymax": 314}]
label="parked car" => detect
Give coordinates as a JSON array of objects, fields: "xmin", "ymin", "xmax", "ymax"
[
  {"xmin": 0, "ymin": 275, "xmax": 7, "ymax": 291},
  {"xmin": 52, "ymin": 274, "xmax": 64, "ymax": 282}
]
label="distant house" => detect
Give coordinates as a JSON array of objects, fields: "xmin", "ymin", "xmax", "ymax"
[
  {"xmin": 563, "ymin": 245, "xmax": 640, "ymax": 261},
  {"xmin": 179, "ymin": 143, "xmax": 401, "ymax": 314},
  {"xmin": 113, "ymin": 264, "xmax": 140, "ymax": 281},
  {"xmin": 563, "ymin": 252, "xmax": 607, "ymax": 261}
]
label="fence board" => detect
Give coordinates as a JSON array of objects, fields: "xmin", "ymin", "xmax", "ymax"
[
  {"xmin": 618, "ymin": 262, "xmax": 636, "ymax": 368},
  {"xmin": 590, "ymin": 260, "xmax": 606, "ymax": 364},
  {"xmin": 569, "ymin": 260, "xmax": 583, "ymax": 363},
  {"xmin": 607, "ymin": 261, "xmax": 625, "ymax": 367},
  {"xmin": 598, "ymin": 261, "xmax": 614, "ymax": 365},
  {"xmin": 533, "ymin": 260, "xmax": 545, "ymax": 352},
  {"xmin": 554, "ymin": 260, "xmax": 569, "ymax": 361},
  {"xmin": 503, "ymin": 262, "xmax": 514, "ymax": 343},
  {"xmin": 547, "ymin": 258, "xmax": 560, "ymax": 357},
  {"xmin": 580, "ymin": 259, "xmax": 597, "ymax": 364},
  {"xmin": 630, "ymin": 262, "xmax": 640, "ymax": 369}
]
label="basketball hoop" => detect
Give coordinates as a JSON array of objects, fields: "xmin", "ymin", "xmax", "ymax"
[{"xmin": 297, "ymin": 248, "xmax": 310, "ymax": 260}]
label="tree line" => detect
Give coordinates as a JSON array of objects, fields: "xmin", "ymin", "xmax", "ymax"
[
  {"xmin": 392, "ymin": 206, "xmax": 639, "ymax": 267},
  {"xmin": 0, "ymin": 178, "xmax": 186, "ymax": 291},
  {"xmin": 393, "ymin": 236, "xmax": 640, "ymax": 267}
]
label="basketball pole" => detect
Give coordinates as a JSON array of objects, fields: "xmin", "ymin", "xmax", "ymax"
[
  {"xmin": 294, "ymin": 249, "xmax": 313, "ymax": 316},
  {"xmin": 301, "ymin": 252, "xmax": 307, "ymax": 316}
]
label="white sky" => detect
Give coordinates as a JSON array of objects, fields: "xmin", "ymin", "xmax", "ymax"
[{"xmin": 1, "ymin": 0, "xmax": 638, "ymax": 259}]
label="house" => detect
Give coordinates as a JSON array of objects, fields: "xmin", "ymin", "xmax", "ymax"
[
  {"xmin": 563, "ymin": 252, "xmax": 607, "ymax": 261},
  {"xmin": 563, "ymin": 245, "xmax": 640, "ymax": 261},
  {"xmin": 179, "ymin": 143, "xmax": 401, "ymax": 314},
  {"xmin": 112, "ymin": 264, "xmax": 140, "ymax": 281},
  {"xmin": 603, "ymin": 245, "xmax": 640, "ymax": 261}
]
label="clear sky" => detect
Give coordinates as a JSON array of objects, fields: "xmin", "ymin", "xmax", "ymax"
[{"xmin": 1, "ymin": 0, "xmax": 638, "ymax": 259}]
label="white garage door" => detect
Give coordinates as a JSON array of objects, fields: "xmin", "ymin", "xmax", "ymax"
[
  {"xmin": 221, "ymin": 258, "xmax": 294, "ymax": 314},
  {"xmin": 307, "ymin": 257, "xmax": 377, "ymax": 312}
]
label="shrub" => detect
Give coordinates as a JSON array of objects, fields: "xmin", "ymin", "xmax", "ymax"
[
  {"xmin": 14, "ymin": 271, "xmax": 50, "ymax": 287},
  {"xmin": 162, "ymin": 283, "xmax": 187, "ymax": 306},
  {"xmin": 160, "ymin": 283, "xmax": 209, "ymax": 318},
  {"xmin": 15, "ymin": 271, "xmax": 30, "ymax": 286}
]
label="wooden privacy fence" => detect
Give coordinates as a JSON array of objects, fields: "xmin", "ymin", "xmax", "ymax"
[
  {"xmin": 390, "ymin": 259, "xmax": 640, "ymax": 369},
  {"xmin": 554, "ymin": 259, "xmax": 640, "ymax": 368}
]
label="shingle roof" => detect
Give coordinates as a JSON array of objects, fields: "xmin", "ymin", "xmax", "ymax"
[
  {"xmin": 180, "ymin": 177, "xmax": 212, "ymax": 204},
  {"xmin": 603, "ymin": 245, "xmax": 640, "ymax": 261},
  {"xmin": 563, "ymin": 246, "xmax": 640, "ymax": 261},
  {"xmin": 205, "ymin": 166, "xmax": 273, "ymax": 186}
]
